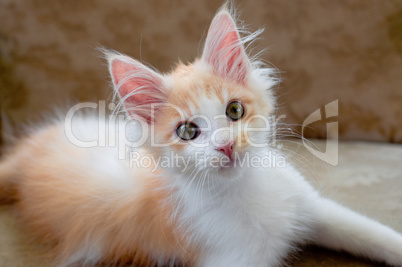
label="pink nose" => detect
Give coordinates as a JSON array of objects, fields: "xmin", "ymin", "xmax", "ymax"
[{"xmin": 216, "ymin": 140, "xmax": 235, "ymax": 160}]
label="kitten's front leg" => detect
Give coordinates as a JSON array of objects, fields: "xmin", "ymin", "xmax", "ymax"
[{"xmin": 310, "ymin": 197, "xmax": 402, "ymax": 266}]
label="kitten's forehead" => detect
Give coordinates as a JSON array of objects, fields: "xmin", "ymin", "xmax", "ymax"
[{"xmin": 167, "ymin": 61, "xmax": 252, "ymax": 117}]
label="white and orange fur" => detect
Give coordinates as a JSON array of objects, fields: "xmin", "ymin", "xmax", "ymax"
[{"xmin": 1, "ymin": 4, "xmax": 402, "ymax": 267}]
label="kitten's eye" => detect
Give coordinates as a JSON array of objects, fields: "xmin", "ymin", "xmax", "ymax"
[
  {"xmin": 176, "ymin": 122, "xmax": 200, "ymax": 141},
  {"xmin": 226, "ymin": 101, "xmax": 244, "ymax": 121}
]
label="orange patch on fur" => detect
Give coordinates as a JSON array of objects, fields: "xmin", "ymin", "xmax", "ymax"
[{"xmin": 6, "ymin": 125, "xmax": 199, "ymax": 266}]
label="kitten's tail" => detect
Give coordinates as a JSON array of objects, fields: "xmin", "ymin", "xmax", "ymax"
[{"xmin": 0, "ymin": 158, "xmax": 18, "ymax": 204}]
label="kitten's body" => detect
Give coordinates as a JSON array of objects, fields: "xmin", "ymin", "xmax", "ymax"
[{"xmin": 1, "ymin": 4, "xmax": 402, "ymax": 267}]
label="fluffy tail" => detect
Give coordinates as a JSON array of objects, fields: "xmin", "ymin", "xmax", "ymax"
[
  {"xmin": 311, "ymin": 197, "xmax": 402, "ymax": 266},
  {"xmin": 0, "ymin": 159, "xmax": 18, "ymax": 204}
]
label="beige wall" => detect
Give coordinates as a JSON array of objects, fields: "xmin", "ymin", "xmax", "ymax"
[{"xmin": 1, "ymin": 0, "xmax": 402, "ymax": 143}]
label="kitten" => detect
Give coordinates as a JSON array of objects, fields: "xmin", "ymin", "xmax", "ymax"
[{"xmin": 0, "ymin": 4, "xmax": 402, "ymax": 267}]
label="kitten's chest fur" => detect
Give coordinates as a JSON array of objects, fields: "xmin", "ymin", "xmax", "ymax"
[{"xmin": 169, "ymin": 167, "xmax": 313, "ymax": 264}]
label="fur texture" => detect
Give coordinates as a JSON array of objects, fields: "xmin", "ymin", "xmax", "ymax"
[{"xmin": 1, "ymin": 4, "xmax": 402, "ymax": 267}]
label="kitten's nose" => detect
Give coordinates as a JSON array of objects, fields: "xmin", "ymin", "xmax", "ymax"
[{"xmin": 215, "ymin": 140, "xmax": 235, "ymax": 160}]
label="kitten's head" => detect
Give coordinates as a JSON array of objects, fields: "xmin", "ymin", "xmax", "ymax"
[{"xmin": 106, "ymin": 7, "xmax": 277, "ymax": 179}]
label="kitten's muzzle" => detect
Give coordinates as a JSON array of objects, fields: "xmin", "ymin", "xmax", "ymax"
[{"xmin": 215, "ymin": 140, "xmax": 235, "ymax": 161}]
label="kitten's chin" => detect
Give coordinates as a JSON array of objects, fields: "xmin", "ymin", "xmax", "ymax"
[
  {"xmin": 215, "ymin": 157, "xmax": 246, "ymax": 178},
  {"xmin": 216, "ymin": 165, "xmax": 245, "ymax": 180}
]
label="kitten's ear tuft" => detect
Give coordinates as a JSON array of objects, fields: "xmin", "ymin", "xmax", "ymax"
[
  {"xmin": 202, "ymin": 9, "xmax": 250, "ymax": 84},
  {"xmin": 106, "ymin": 52, "xmax": 167, "ymax": 124}
]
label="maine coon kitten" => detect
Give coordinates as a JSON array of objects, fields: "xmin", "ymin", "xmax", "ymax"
[{"xmin": 0, "ymin": 4, "xmax": 402, "ymax": 267}]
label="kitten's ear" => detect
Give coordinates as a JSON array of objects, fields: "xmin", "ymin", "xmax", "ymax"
[
  {"xmin": 202, "ymin": 10, "xmax": 250, "ymax": 84},
  {"xmin": 107, "ymin": 53, "xmax": 167, "ymax": 124}
]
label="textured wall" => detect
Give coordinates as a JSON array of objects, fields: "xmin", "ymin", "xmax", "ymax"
[{"xmin": 1, "ymin": 0, "xmax": 402, "ymax": 143}]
